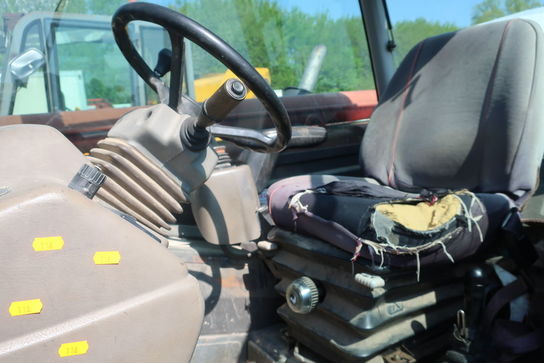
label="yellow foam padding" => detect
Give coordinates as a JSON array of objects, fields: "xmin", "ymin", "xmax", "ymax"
[{"xmin": 375, "ymin": 194, "xmax": 461, "ymax": 231}]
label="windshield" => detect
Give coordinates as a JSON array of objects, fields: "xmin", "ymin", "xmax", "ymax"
[
  {"xmin": 1, "ymin": 0, "xmax": 543, "ymax": 118},
  {"xmin": 0, "ymin": 0, "xmax": 373, "ymax": 116}
]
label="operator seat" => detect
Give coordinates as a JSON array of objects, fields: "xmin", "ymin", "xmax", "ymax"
[{"xmin": 267, "ymin": 19, "xmax": 544, "ymax": 270}]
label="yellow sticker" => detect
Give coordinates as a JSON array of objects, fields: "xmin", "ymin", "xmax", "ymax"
[
  {"xmin": 58, "ymin": 341, "xmax": 89, "ymax": 357},
  {"xmin": 93, "ymin": 251, "xmax": 121, "ymax": 265},
  {"xmin": 9, "ymin": 299, "xmax": 43, "ymax": 316},
  {"xmin": 32, "ymin": 236, "xmax": 64, "ymax": 251}
]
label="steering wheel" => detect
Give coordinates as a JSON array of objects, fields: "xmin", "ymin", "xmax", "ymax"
[{"xmin": 111, "ymin": 2, "xmax": 291, "ymax": 153}]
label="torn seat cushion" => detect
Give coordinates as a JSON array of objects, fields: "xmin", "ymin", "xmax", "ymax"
[{"xmin": 268, "ymin": 175, "xmax": 512, "ymax": 269}]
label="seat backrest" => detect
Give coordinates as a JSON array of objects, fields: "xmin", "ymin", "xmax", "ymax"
[{"xmin": 361, "ymin": 19, "xmax": 544, "ymax": 206}]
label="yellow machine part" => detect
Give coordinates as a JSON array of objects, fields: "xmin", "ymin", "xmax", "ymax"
[{"xmin": 194, "ymin": 68, "xmax": 271, "ymax": 102}]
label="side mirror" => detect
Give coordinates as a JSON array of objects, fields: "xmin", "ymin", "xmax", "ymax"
[{"xmin": 9, "ymin": 48, "xmax": 45, "ymax": 82}]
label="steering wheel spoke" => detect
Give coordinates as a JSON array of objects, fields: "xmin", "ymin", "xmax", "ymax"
[
  {"xmin": 167, "ymin": 31, "xmax": 184, "ymax": 111},
  {"xmin": 210, "ymin": 125, "xmax": 276, "ymax": 152}
]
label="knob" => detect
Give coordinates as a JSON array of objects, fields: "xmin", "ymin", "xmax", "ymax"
[
  {"xmin": 153, "ymin": 48, "xmax": 172, "ymax": 78},
  {"xmin": 196, "ymin": 78, "xmax": 247, "ymax": 128},
  {"xmin": 286, "ymin": 276, "xmax": 319, "ymax": 314},
  {"xmin": 463, "ymin": 266, "xmax": 491, "ymax": 335}
]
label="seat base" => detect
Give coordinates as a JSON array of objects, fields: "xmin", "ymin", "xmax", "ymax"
[
  {"xmin": 268, "ymin": 175, "xmax": 512, "ymax": 269},
  {"xmin": 263, "ymin": 227, "xmax": 489, "ymax": 361}
]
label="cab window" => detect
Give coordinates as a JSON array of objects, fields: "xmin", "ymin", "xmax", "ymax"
[
  {"xmin": 12, "ymin": 20, "xmax": 48, "ymax": 115},
  {"xmin": 2, "ymin": 0, "xmax": 376, "ymax": 124},
  {"xmin": 387, "ymin": 0, "xmax": 544, "ymax": 65},
  {"xmin": 53, "ymin": 23, "xmax": 132, "ymax": 111}
]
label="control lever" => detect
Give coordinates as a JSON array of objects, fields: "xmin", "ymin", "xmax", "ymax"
[
  {"xmin": 153, "ymin": 48, "xmax": 173, "ymax": 77},
  {"xmin": 196, "ymin": 78, "xmax": 247, "ymax": 127},
  {"xmin": 180, "ymin": 78, "xmax": 247, "ymax": 151},
  {"xmin": 463, "ymin": 266, "xmax": 489, "ymax": 339},
  {"xmin": 444, "ymin": 265, "xmax": 493, "ymax": 362},
  {"xmin": 454, "ymin": 266, "xmax": 490, "ymax": 351},
  {"xmin": 212, "ymin": 124, "xmax": 327, "ymax": 152}
]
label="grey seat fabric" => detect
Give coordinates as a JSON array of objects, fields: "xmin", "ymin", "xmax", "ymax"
[
  {"xmin": 362, "ymin": 19, "xmax": 544, "ymax": 206},
  {"xmin": 268, "ymin": 19, "xmax": 544, "ymax": 267}
]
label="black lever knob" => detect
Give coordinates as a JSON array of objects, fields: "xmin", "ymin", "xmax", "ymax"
[
  {"xmin": 464, "ymin": 266, "xmax": 489, "ymax": 333},
  {"xmin": 153, "ymin": 48, "xmax": 172, "ymax": 78}
]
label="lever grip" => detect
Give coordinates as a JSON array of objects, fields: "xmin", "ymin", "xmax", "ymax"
[
  {"xmin": 197, "ymin": 78, "xmax": 247, "ymax": 128},
  {"xmin": 153, "ymin": 48, "xmax": 172, "ymax": 77}
]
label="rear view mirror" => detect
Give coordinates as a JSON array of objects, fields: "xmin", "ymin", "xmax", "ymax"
[{"xmin": 9, "ymin": 48, "xmax": 45, "ymax": 81}]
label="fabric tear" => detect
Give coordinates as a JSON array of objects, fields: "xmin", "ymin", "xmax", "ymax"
[
  {"xmin": 375, "ymin": 194, "xmax": 461, "ymax": 231},
  {"xmin": 287, "ymin": 186, "xmax": 485, "ymax": 281}
]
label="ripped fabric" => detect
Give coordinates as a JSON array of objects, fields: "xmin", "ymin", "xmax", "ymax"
[{"xmin": 286, "ymin": 182, "xmax": 486, "ymax": 280}]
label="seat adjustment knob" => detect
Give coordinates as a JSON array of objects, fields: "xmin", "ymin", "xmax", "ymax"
[{"xmin": 286, "ymin": 276, "xmax": 319, "ymax": 314}]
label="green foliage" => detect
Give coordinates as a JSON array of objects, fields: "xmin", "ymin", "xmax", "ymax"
[
  {"xmin": 174, "ymin": 0, "xmax": 374, "ymax": 92},
  {"xmin": 0, "ymin": 0, "xmax": 125, "ymax": 20},
  {"xmin": 472, "ymin": 0, "xmax": 505, "ymax": 24},
  {"xmin": 86, "ymin": 0, "xmax": 127, "ymax": 15},
  {"xmin": 87, "ymin": 78, "xmax": 129, "ymax": 104},
  {"xmin": 472, "ymin": 0, "xmax": 542, "ymax": 24},
  {"xmin": 0, "ymin": 0, "xmax": 87, "ymax": 14},
  {"xmin": 6, "ymin": 0, "xmax": 532, "ymax": 102},
  {"xmin": 56, "ymin": 32, "xmax": 131, "ymax": 105},
  {"xmin": 506, "ymin": 0, "xmax": 543, "ymax": 13},
  {"xmin": 393, "ymin": 18, "xmax": 458, "ymax": 65}
]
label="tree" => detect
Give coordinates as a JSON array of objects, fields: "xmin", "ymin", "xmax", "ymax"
[
  {"xmin": 393, "ymin": 19, "xmax": 458, "ymax": 64},
  {"xmin": 173, "ymin": 0, "xmax": 376, "ymax": 92},
  {"xmin": 0, "ymin": 0, "xmax": 483, "ymax": 102},
  {"xmin": 0, "ymin": 0, "xmax": 87, "ymax": 15},
  {"xmin": 506, "ymin": 0, "xmax": 543, "ymax": 13},
  {"xmin": 472, "ymin": 0, "xmax": 542, "ymax": 24},
  {"xmin": 87, "ymin": 0, "xmax": 126, "ymax": 15},
  {"xmin": 472, "ymin": 0, "xmax": 505, "ymax": 24}
]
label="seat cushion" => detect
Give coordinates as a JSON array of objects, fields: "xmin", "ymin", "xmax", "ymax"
[{"xmin": 268, "ymin": 175, "xmax": 512, "ymax": 270}]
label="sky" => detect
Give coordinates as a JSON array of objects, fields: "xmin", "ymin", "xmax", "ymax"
[
  {"xmin": 256, "ymin": 0, "xmax": 480, "ymax": 27},
  {"xmin": 387, "ymin": 0, "xmax": 480, "ymax": 27},
  {"xmin": 161, "ymin": 0, "xmax": 542, "ymax": 28},
  {"xmin": 273, "ymin": 0, "xmax": 480, "ymax": 27}
]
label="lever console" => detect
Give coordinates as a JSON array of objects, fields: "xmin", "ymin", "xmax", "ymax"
[{"xmin": 106, "ymin": 104, "xmax": 218, "ymax": 197}]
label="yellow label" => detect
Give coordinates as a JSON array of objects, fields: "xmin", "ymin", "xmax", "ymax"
[
  {"xmin": 58, "ymin": 341, "xmax": 89, "ymax": 357},
  {"xmin": 9, "ymin": 299, "xmax": 43, "ymax": 316},
  {"xmin": 93, "ymin": 251, "xmax": 121, "ymax": 265},
  {"xmin": 32, "ymin": 236, "xmax": 64, "ymax": 251}
]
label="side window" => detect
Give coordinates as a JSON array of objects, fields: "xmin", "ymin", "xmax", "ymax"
[
  {"xmin": 4, "ymin": 0, "xmax": 376, "ymax": 123},
  {"xmin": 53, "ymin": 24, "xmax": 133, "ymax": 111},
  {"xmin": 387, "ymin": 0, "xmax": 544, "ymax": 66},
  {"xmin": 12, "ymin": 20, "xmax": 48, "ymax": 115},
  {"xmin": 138, "ymin": 26, "xmax": 170, "ymax": 106}
]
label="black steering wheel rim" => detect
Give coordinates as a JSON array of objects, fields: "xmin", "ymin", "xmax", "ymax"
[{"xmin": 111, "ymin": 2, "xmax": 291, "ymax": 152}]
